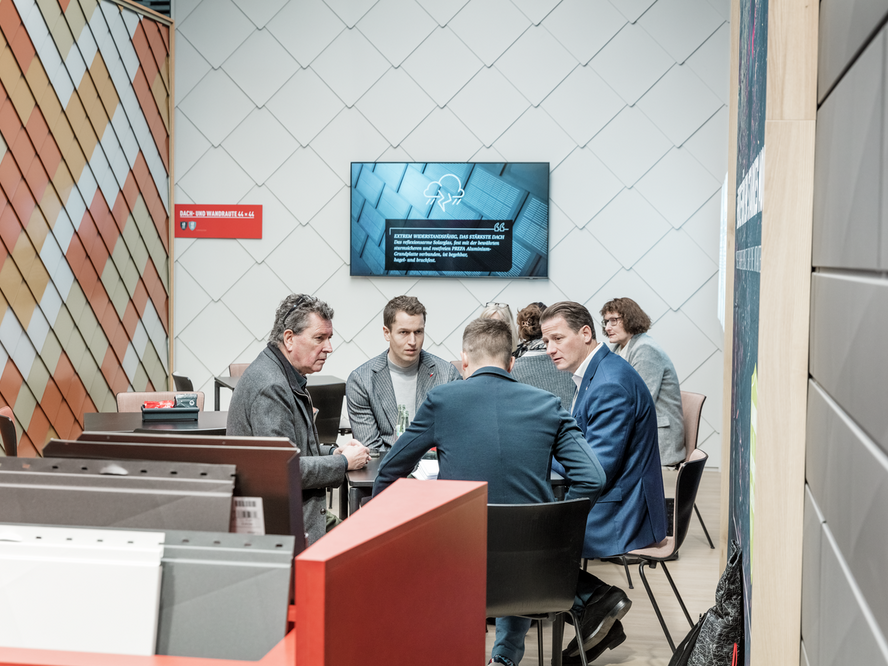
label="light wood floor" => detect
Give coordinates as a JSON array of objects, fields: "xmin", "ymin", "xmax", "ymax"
[{"xmin": 486, "ymin": 469, "xmax": 722, "ymax": 665}]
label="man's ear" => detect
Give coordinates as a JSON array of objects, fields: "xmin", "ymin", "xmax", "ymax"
[
  {"xmin": 581, "ymin": 325, "xmax": 594, "ymax": 344},
  {"xmin": 382, "ymin": 326, "xmax": 392, "ymax": 342},
  {"xmin": 507, "ymin": 357, "xmax": 515, "ymax": 373},
  {"xmin": 282, "ymin": 329, "xmax": 294, "ymax": 350},
  {"xmin": 460, "ymin": 351, "xmax": 469, "ymax": 373}
]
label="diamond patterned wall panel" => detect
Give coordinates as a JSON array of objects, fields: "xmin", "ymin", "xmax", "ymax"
[
  {"xmin": 0, "ymin": 0, "xmax": 170, "ymax": 455},
  {"xmin": 173, "ymin": 0, "xmax": 729, "ymax": 466}
]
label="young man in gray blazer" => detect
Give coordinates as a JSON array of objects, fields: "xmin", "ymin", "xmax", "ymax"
[
  {"xmin": 346, "ymin": 295, "xmax": 461, "ymax": 452},
  {"xmin": 227, "ymin": 294, "xmax": 370, "ymax": 545}
]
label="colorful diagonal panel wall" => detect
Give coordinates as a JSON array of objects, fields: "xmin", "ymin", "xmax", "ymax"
[{"xmin": 0, "ymin": 0, "xmax": 170, "ymax": 455}]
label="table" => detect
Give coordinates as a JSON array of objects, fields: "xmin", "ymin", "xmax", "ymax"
[
  {"xmin": 340, "ymin": 453, "xmax": 568, "ymax": 518},
  {"xmin": 83, "ymin": 411, "xmax": 229, "ymax": 435},
  {"xmin": 214, "ymin": 376, "xmax": 240, "ymax": 411}
]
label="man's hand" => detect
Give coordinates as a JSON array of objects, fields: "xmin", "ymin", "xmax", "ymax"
[{"xmin": 336, "ymin": 439, "xmax": 371, "ymax": 470}]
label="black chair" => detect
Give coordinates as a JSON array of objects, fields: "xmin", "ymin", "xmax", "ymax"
[
  {"xmin": 0, "ymin": 408, "xmax": 16, "ymax": 457},
  {"xmin": 487, "ymin": 499, "xmax": 591, "ymax": 666},
  {"xmin": 172, "ymin": 373, "xmax": 194, "ymax": 391},
  {"xmin": 627, "ymin": 449, "xmax": 708, "ymax": 651}
]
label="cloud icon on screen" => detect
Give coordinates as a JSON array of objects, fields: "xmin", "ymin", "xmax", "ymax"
[{"xmin": 424, "ymin": 174, "xmax": 465, "ymax": 213}]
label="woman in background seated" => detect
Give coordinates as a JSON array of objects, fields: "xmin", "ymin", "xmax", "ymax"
[
  {"xmin": 510, "ymin": 302, "xmax": 575, "ymax": 411},
  {"xmin": 600, "ymin": 297, "xmax": 685, "ymax": 466},
  {"xmin": 480, "ymin": 302, "xmax": 520, "ymax": 356}
]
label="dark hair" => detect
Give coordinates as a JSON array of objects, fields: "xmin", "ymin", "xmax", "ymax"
[
  {"xmin": 540, "ymin": 301, "xmax": 596, "ymax": 340},
  {"xmin": 599, "ymin": 297, "xmax": 651, "ymax": 335},
  {"xmin": 462, "ymin": 318, "xmax": 513, "ymax": 368},
  {"xmin": 269, "ymin": 294, "xmax": 334, "ymax": 344},
  {"xmin": 383, "ymin": 295, "xmax": 427, "ymax": 330},
  {"xmin": 516, "ymin": 302, "xmax": 547, "ymax": 341}
]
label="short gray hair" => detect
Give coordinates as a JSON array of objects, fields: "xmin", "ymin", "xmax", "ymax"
[{"xmin": 269, "ymin": 294, "xmax": 334, "ymax": 344}]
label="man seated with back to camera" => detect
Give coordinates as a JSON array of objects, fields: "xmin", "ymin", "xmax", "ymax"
[
  {"xmin": 372, "ymin": 318, "xmax": 605, "ymax": 666},
  {"xmin": 346, "ymin": 295, "xmax": 461, "ymax": 452},
  {"xmin": 227, "ymin": 294, "xmax": 371, "ymax": 546},
  {"xmin": 541, "ymin": 301, "xmax": 668, "ymax": 663}
]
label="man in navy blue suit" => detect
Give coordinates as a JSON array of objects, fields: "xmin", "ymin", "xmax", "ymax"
[
  {"xmin": 373, "ymin": 318, "xmax": 605, "ymax": 666},
  {"xmin": 541, "ymin": 301, "xmax": 667, "ymax": 663}
]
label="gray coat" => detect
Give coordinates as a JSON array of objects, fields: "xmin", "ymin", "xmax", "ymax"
[
  {"xmin": 511, "ymin": 343, "xmax": 576, "ymax": 411},
  {"xmin": 227, "ymin": 345, "xmax": 347, "ymax": 544},
  {"xmin": 618, "ymin": 333, "xmax": 685, "ymax": 466},
  {"xmin": 346, "ymin": 349, "xmax": 462, "ymax": 450}
]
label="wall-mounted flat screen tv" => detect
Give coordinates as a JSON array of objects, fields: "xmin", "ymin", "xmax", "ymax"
[{"xmin": 350, "ymin": 162, "xmax": 549, "ymax": 278}]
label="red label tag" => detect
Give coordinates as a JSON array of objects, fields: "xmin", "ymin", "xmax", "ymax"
[{"xmin": 174, "ymin": 204, "xmax": 262, "ymax": 238}]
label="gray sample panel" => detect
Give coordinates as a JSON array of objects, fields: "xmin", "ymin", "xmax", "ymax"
[
  {"xmin": 819, "ymin": 529, "xmax": 888, "ymax": 666},
  {"xmin": 806, "ymin": 383, "xmax": 888, "ymax": 639},
  {"xmin": 818, "ymin": 0, "xmax": 888, "ymax": 101},
  {"xmin": 156, "ymin": 530, "xmax": 295, "ymax": 660},
  {"xmin": 801, "ymin": 487, "xmax": 823, "ymax": 666},
  {"xmin": 809, "ymin": 273, "xmax": 888, "ymax": 451},
  {"xmin": 0, "ymin": 458, "xmax": 235, "ymax": 532},
  {"xmin": 813, "ymin": 29, "xmax": 883, "ymax": 270}
]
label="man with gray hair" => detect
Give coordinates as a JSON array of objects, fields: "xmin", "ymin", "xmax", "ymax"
[
  {"xmin": 373, "ymin": 318, "xmax": 604, "ymax": 666},
  {"xmin": 228, "ymin": 293, "xmax": 370, "ymax": 545}
]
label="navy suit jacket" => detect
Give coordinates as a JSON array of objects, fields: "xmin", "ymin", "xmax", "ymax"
[
  {"xmin": 373, "ymin": 366, "xmax": 604, "ymax": 506},
  {"xmin": 557, "ymin": 344, "xmax": 667, "ymax": 558}
]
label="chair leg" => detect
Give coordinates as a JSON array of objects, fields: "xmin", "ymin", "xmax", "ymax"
[
  {"xmin": 620, "ymin": 555, "xmax": 634, "ymax": 589},
  {"xmin": 694, "ymin": 503, "xmax": 715, "ymax": 549},
  {"xmin": 534, "ymin": 618, "xmax": 543, "ymax": 666},
  {"xmin": 567, "ymin": 610, "xmax": 589, "ymax": 666},
  {"xmin": 637, "ymin": 561, "xmax": 676, "ymax": 652},
  {"xmin": 660, "ymin": 561, "xmax": 694, "ymax": 628},
  {"xmin": 552, "ymin": 614, "xmax": 564, "ymax": 666}
]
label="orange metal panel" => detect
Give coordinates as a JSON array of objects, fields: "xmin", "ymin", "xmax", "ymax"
[
  {"xmin": 9, "ymin": 27, "xmax": 35, "ymax": 77},
  {"xmin": 38, "ymin": 185, "xmax": 63, "ymax": 227},
  {"xmin": 25, "ymin": 156, "xmax": 48, "ymax": 203},
  {"xmin": 11, "ymin": 179, "xmax": 36, "ymax": 223},
  {"xmin": 24, "ymin": 101, "xmax": 48, "ymax": 150},
  {"xmin": 26, "ymin": 404, "xmax": 50, "ymax": 448},
  {"xmin": 296, "ymin": 479, "xmax": 487, "ymax": 665},
  {"xmin": 9, "ymin": 70, "xmax": 35, "ymax": 125},
  {"xmin": 52, "ymin": 400, "xmax": 76, "ymax": 438},
  {"xmin": 40, "ymin": 376, "xmax": 63, "ymax": 423},
  {"xmin": 0, "ymin": 357, "xmax": 23, "ymax": 409},
  {"xmin": 25, "ymin": 207, "xmax": 50, "ymax": 252},
  {"xmin": 24, "ymin": 58, "xmax": 49, "ymax": 107}
]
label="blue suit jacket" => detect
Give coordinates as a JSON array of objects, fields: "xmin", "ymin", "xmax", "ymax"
[
  {"xmin": 373, "ymin": 366, "xmax": 605, "ymax": 506},
  {"xmin": 559, "ymin": 344, "xmax": 667, "ymax": 558}
]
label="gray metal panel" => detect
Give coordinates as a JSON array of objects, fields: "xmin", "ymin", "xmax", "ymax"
[
  {"xmin": 806, "ymin": 382, "xmax": 888, "ymax": 639},
  {"xmin": 818, "ymin": 0, "xmax": 888, "ymax": 102},
  {"xmin": 156, "ymin": 530, "xmax": 295, "ymax": 660},
  {"xmin": 809, "ymin": 273, "xmax": 888, "ymax": 452},
  {"xmin": 0, "ymin": 458, "xmax": 235, "ymax": 532},
  {"xmin": 802, "ymin": 487, "xmax": 823, "ymax": 666},
  {"xmin": 801, "ymin": 639, "xmax": 811, "ymax": 666},
  {"xmin": 819, "ymin": 528, "xmax": 888, "ymax": 666},
  {"xmin": 813, "ymin": 30, "xmax": 883, "ymax": 270}
]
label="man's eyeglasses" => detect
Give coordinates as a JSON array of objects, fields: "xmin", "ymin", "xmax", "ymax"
[
  {"xmin": 601, "ymin": 316, "xmax": 623, "ymax": 328},
  {"xmin": 283, "ymin": 295, "xmax": 310, "ymax": 326}
]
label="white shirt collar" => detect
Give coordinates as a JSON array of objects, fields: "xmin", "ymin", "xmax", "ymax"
[{"xmin": 571, "ymin": 343, "xmax": 602, "ymax": 408}]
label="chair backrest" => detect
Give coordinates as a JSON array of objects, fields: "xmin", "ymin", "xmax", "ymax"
[
  {"xmin": 116, "ymin": 391, "xmax": 206, "ymax": 412},
  {"xmin": 172, "ymin": 373, "xmax": 194, "ymax": 391},
  {"xmin": 228, "ymin": 363, "xmax": 250, "ymax": 378},
  {"xmin": 486, "ymin": 498, "xmax": 591, "ymax": 617},
  {"xmin": 680, "ymin": 391, "xmax": 706, "ymax": 461},
  {"xmin": 672, "ymin": 449, "xmax": 708, "ymax": 552},
  {"xmin": 0, "ymin": 406, "xmax": 16, "ymax": 457}
]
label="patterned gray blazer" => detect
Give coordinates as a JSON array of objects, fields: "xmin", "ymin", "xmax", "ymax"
[
  {"xmin": 619, "ymin": 333, "xmax": 686, "ymax": 466},
  {"xmin": 346, "ymin": 349, "xmax": 462, "ymax": 450}
]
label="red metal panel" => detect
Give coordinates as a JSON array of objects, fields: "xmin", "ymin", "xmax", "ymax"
[{"xmin": 296, "ymin": 479, "xmax": 488, "ymax": 666}]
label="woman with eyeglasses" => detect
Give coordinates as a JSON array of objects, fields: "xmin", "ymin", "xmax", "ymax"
[
  {"xmin": 599, "ymin": 297, "xmax": 685, "ymax": 466},
  {"xmin": 510, "ymin": 302, "xmax": 576, "ymax": 411}
]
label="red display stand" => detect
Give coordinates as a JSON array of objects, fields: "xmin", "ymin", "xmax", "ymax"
[
  {"xmin": 296, "ymin": 479, "xmax": 488, "ymax": 665},
  {"xmin": 0, "ymin": 479, "xmax": 487, "ymax": 666}
]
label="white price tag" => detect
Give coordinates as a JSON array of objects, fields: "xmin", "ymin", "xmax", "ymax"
[{"xmin": 230, "ymin": 497, "xmax": 265, "ymax": 535}]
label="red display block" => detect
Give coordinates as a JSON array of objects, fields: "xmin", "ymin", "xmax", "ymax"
[
  {"xmin": 296, "ymin": 479, "xmax": 488, "ymax": 666},
  {"xmin": 174, "ymin": 204, "xmax": 261, "ymax": 238}
]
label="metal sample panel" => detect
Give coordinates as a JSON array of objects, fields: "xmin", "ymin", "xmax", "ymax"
[
  {"xmin": 0, "ymin": 524, "xmax": 164, "ymax": 656},
  {"xmin": 156, "ymin": 530, "xmax": 296, "ymax": 660},
  {"xmin": 0, "ymin": 458, "xmax": 235, "ymax": 532}
]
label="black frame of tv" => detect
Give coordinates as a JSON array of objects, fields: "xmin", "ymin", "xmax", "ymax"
[{"xmin": 350, "ymin": 162, "xmax": 550, "ymax": 278}]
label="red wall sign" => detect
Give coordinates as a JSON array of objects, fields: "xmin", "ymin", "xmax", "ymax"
[{"xmin": 174, "ymin": 204, "xmax": 263, "ymax": 239}]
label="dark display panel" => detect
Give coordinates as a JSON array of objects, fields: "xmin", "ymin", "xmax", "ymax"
[{"xmin": 350, "ymin": 162, "xmax": 549, "ymax": 278}]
